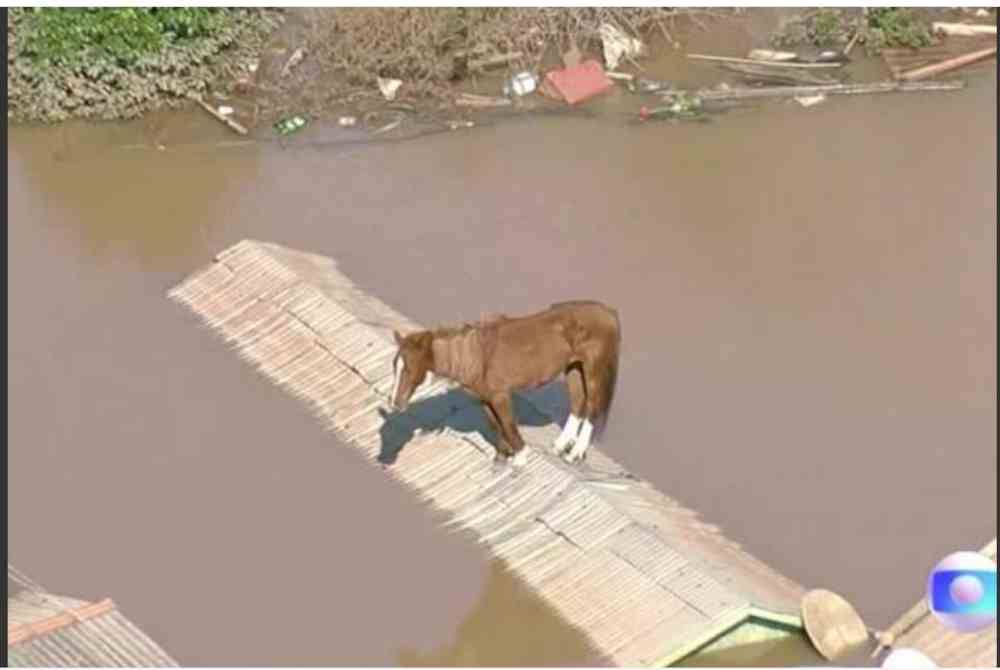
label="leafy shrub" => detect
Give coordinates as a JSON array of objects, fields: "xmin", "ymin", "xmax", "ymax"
[
  {"xmin": 865, "ymin": 8, "xmax": 933, "ymax": 53},
  {"xmin": 18, "ymin": 8, "xmax": 230, "ymax": 67},
  {"xmin": 7, "ymin": 8, "xmax": 282, "ymax": 122}
]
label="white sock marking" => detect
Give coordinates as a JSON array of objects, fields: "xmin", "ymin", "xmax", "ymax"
[
  {"xmin": 553, "ymin": 414, "xmax": 582, "ymax": 452},
  {"xmin": 511, "ymin": 450, "xmax": 528, "ymax": 467},
  {"xmin": 565, "ymin": 419, "xmax": 594, "ymax": 463}
]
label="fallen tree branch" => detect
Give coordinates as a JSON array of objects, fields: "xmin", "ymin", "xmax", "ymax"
[
  {"xmin": 717, "ymin": 62, "xmax": 840, "ymax": 85},
  {"xmin": 897, "ymin": 46, "xmax": 997, "ymax": 81},
  {"xmin": 469, "ymin": 51, "xmax": 523, "ymax": 71},
  {"xmin": 193, "ymin": 97, "xmax": 248, "ymax": 135},
  {"xmin": 455, "ymin": 93, "xmax": 512, "ymax": 108},
  {"xmin": 687, "ymin": 53, "xmax": 845, "ymax": 69},
  {"xmin": 667, "ymin": 79, "xmax": 965, "ymax": 102}
]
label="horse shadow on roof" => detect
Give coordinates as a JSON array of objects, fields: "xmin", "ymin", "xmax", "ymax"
[{"xmin": 376, "ymin": 381, "xmax": 568, "ymax": 466}]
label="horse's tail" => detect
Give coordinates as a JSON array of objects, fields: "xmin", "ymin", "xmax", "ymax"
[{"xmin": 593, "ymin": 310, "xmax": 621, "ymax": 441}]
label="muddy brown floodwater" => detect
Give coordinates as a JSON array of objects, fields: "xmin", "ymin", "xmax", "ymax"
[{"xmin": 7, "ymin": 22, "xmax": 996, "ymax": 668}]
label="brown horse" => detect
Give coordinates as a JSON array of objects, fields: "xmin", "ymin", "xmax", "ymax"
[{"xmin": 390, "ymin": 300, "xmax": 621, "ymax": 466}]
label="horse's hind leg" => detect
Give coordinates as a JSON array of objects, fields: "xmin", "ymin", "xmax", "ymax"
[
  {"xmin": 491, "ymin": 393, "xmax": 528, "ymax": 467},
  {"xmin": 483, "ymin": 402, "xmax": 513, "ymax": 462},
  {"xmin": 553, "ymin": 364, "xmax": 585, "ymax": 455},
  {"xmin": 565, "ymin": 351, "xmax": 600, "ymax": 464}
]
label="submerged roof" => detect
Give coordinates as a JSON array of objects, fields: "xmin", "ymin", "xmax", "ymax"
[
  {"xmin": 169, "ymin": 239, "xmax": 807, "ymax": 666},
  {"xmin": 7, "ymin": 565, "xmax": 177, "ymax": 667},
  {"xmin": 884, "ymin": 539, "xmax": 997, "ymax": 668}
]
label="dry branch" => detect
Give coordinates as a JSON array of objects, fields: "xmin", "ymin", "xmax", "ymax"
[{"xmin": 674, "ymin": 79, "xmax": 965, "ymax": 102}]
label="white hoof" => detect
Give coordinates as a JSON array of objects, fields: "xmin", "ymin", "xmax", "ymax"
[
  {"xmin": 564, "ymin": 419, "xmax": 594, "ymax": 464},
  {"xmin": 511, "ymin": 450, "xmax": 528, "ymax": 467},
  {"xmin": 551, "ymin": 439, "xmax": 573, "ymax": 455},
  {"xmin": 552, "ymin": 415, "xmax": 582, "ymax": 454}
]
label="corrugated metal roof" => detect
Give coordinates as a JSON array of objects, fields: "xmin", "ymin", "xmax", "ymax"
[
  {"xmin": 168, "ymin": 240, "xmax": 808, "ymax": 666},
  {"xmin": 883, "ymin": 539, "xmax": 997, "ymax": 668},
  {"xmin": 7, "ymin": 566, "xmax": 177, "ymax": 667}
]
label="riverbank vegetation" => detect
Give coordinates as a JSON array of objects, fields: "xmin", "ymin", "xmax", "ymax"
[
  {"xmin": 8, "ymin": 7, "xmax": 724, "ymax": 124},
  {"xmin": 769, "ymin": 7, "xmax": 940, "ymax": 54},
  {"xmin": 7, "ymin": 8, "xmax": 281, "ymax": 122}
]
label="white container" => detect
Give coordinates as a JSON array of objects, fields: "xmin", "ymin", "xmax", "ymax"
[{"xmin": 504, "ymin": 71, "xmax": 537, "ymax": 97}]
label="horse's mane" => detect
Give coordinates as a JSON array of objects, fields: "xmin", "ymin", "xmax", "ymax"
[
  {"xmin": 428, "ymin": 314, "xmax": 506, "ymax": 386},
  {"xmin": 429, "ymin": 312, "xmax": 507, "ymax": 339}
]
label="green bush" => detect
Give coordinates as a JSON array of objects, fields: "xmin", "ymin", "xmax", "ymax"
[
  {"xmin": 7, "ymin": 8, "xmax": 281, "ymax": 122},
  {"xmin": 866, "ymin": 8, "xmax": 933, "ymax": 53},
  {"xmin": 17, "ymin": 8, "xmax": 229, "ymax": 67}
]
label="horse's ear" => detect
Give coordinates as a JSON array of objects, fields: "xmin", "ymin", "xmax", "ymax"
[{"xmin": 393, "ymin": 330, "xmax": 403, "ymax": 345}]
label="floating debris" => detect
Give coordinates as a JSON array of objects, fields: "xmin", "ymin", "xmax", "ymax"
[
  {"xmin": 544, "ymin": 60, "xmax": 614, "ymax": 105},
  {"xmin": 600, "ymin": 23, "xmax": 644, "ymax": 70},
  {"xmin": 281, "ymin": 47, "xmax": 306, "ymax": 77},
  {"xmin": 688, "ymin": 53, "xmax": 845, "ymax": 69},
  {"xmin": 639, "ymin": 92, "xmax": 704, "ymax": 121},
  {"xmin": 364, "ymin": 110, "xmax": 406, "ymax": 135},
  {"xmin": 377, "ymin": 77, "xmax": 403, "ymax": 101},
  {"xmin": 634, "ymin": 77, "xmax": 673, "ymax": 93},
  {"xmin": 717, "ymin": 61, "xmax": 841, "ymax": 85},
  {"xmin": 274, "ymin": 115, "xmax": 307, "ymax": 136},
  {"xmin": 503, "ymin": 71, "xmax": 538, "ymax": 97},
  {"xmin": 456, "ymin": 93, "xmax": 512, "ymax": 108},
  {"xmin": 932, "ymin": 22, "xmax": 996, "ymax": 37},
  {"xmin": 897, "ymin": 46, "xmax": 996, "ymax": 81},
  {"xmin": 606, "ymin": 71, "xmax": 634, "ymax": 82},
  {"xmin": 657, "ymin": 79, "xmax": 965, "ymax": 102},
  {"xmin": 194, "ymin": 96, "xmax": 248, "ymax": 136},
  {"xmin": 795, "ymin": 94, "xmax": 827, "ymax": 107},
  {"xmin": 469, "ymin": 52, "xmax": 523, "ymax": 72},
  {"xmin": 748, "ymin": 48, "xmax": 799, "ymax": 62}
]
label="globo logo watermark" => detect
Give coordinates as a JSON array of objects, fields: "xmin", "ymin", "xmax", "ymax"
[{"xmin": 927, "ymin": 551, "xmax": 997, "ymax": 633}]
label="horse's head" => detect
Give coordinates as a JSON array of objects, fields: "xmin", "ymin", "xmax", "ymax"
[{"xmin": 390, "ymin": 330, "xmax": 433, "ymax": 411}]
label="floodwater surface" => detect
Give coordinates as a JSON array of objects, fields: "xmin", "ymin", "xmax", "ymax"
[{"xmin": 8, "ymin": 25, "xmax": 996, "ymax": 667}]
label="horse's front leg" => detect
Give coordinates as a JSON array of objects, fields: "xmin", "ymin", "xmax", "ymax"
[{"xmin": 490, "ymin": 393, "xmax": 528, "ymax": 467}]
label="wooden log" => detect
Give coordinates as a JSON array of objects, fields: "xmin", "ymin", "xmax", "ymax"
[
  {"xmin": 671, "ymin": 79, "xmax": 965, "ymax": 102},
  {"xmin": 469, "ymin": 52, "xmax": 523, "ymax": 71},
  {"xmin": 932, "ymin": 22, "xmax": 997, "ymax": 37},
  {"xmin": 897, "ymin": 46, "xmax": 997, "ymax": 81},
  {"xmin": 747, "ymin": 49, "xmax": 798, "ymax": 62},
  {"xmin": 455, "ymin": 93, "xmax": 512, "ymax": 108},
  {"xmin": 194, "ymin": 97, "xmax": 249, "ymax": 135},
  {"xmin": 718, "ymin": 62, "xmax": 840, "ymax": 85},
  {"xmin": 687, "ymin": 53, "xmax": 845, "ymax": 69}
]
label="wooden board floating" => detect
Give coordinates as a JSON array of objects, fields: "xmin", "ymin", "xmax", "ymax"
[{"xmin": 168, "ymin": 240, "xmax": 809, "ymax": 666}]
